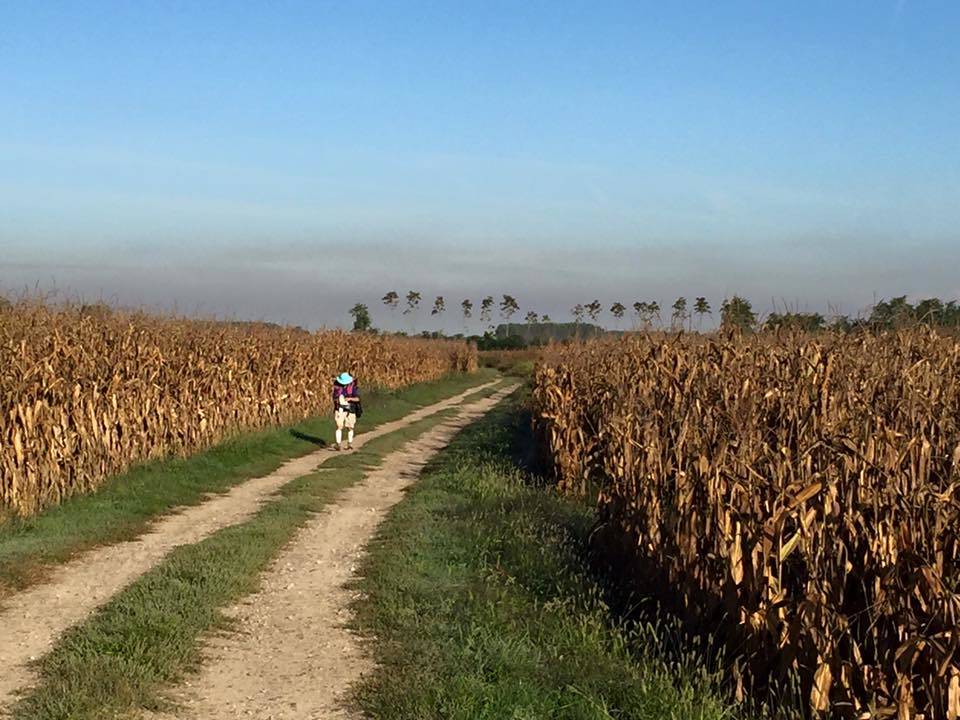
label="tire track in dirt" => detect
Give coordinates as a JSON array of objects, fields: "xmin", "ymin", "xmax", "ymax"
[
  {"xmin": 151, "ymin": 384, "xmax": 517, "ymax": 720},
  {"xmin": 0, "ymin": 379, "xmax": 501, "ymax": 711}
]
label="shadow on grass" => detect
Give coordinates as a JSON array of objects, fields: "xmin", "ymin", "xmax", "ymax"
[{"xmin": 289, "ymin": 429, "xmax": 327, "ymax": 446}]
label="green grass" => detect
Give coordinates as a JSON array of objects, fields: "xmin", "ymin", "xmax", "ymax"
[
  {"xmin": 351, "ymin": 394, "xmax": 743, "ymax": 720},
  {"xmin": 479, "ymin": 349, "xmax": 539, "ymax": 378},
  {"xmin": 0, "ymin": 369, "xmax": 495, "ymax": 596},
  {"xmin": 11, "ymin": 405, "xmax": 466, "ymax": 720},
  {"xmin": 459, "ymin": 376, "xmax": 515, "ymax": 405}
]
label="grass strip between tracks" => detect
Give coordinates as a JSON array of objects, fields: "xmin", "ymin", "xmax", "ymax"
[
  {"xmin": 10, "ymin": 400, "xmax": 475, "ymax": 720},
  {"xmin": 0, "ymin": 369, "xmax": 496, "ymax": 596}
]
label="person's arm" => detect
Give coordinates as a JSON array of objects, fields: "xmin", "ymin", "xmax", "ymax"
[{"xmin": 347, "ymin": 384, "xmax": 361, "ymax": 402}]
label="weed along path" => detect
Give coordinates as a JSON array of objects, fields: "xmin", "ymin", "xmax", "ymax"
[
  {"xmin": 0, "ymin": 379, "xmax": 501, "ymax": 713},
  {"xmin": 152, "ymin": 384, "xmax": 518, "ymax": 720}
]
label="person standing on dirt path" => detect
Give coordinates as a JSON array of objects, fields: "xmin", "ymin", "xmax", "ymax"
[{"xmin": 332, "ymin": 372, "xmax": 361, "ymax": 451}]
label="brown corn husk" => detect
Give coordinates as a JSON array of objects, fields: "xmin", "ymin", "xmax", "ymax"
[{"xmin": 531, "ymin": 330, "xmax": 960, "ymax": 718}]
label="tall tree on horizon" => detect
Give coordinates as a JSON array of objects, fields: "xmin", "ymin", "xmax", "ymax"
[
  {"xmin": 382, "ymin": 291, "xmax": 399, "ymax": 310},
  {"xmin": 720, "ymin": 295, "xmax": 756, "ymax": 331},
  {"xmin": 671, "ymin": 296, "xmax": 689, "ymax": 331},
  {"xmin": 524, "ymin": 310, "xmax": 539, "ymax": 342},
  {"xmin": 610, "ymin": 302, "xmax": 626, "ymax": 329},
  {"xmin": 431, "ymin": 296, "xmax": 446, "ymax": 329},
  {"xmin": 349, "ymin": 303, "xmax": 372, "ymax": 332},
  {"xmin": 571, "ymin": 303, "xmax": 585, "ymax": 326},
  {"xmin": 480, "ymin": 296, "xmax": 495, "ymax": 331},
  {"xmin": 694, "ymin": 297, "xmax": 712, "ymax": 331},
  {"xmin": 585, "ymin": 300, "xmax": 602, "ymax": 325},
  {"xmin": 500, "ymin": 294, "xmax": 520, "ymax": 323},
  {"xmin": 648, "ymin": 301, "xmax": 661, "ymax": 328},
  {"xmin": 633, "ymin": 301, "xmax": 648, "ymax": 330},
  {"xmin": 382, "ymin": 291, "xmax": 399, "ymax": 328},
  {"xmin": 403, "ymin": 290, "xmax": 421, "ymax": 332},
  {"xmin": 460, "ymin": 298, "xmax": 473, "ymax": 333}
]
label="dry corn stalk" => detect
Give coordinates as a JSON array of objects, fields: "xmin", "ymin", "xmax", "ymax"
[
  {"xmin": 532, "ymin": 330, "xmax": 960, "ymax": 718},
  {"xmin": 1, "ymin": 301, "xmax": 477, "ymax": 517}
]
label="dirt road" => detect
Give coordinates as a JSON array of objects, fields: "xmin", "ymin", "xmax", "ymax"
[
  {"xmin": 152, "ymin": 384, "xmax": 516, "ymax": 719},
  {"xmin": 0, "ymin": 380, "xmax": 501, "ymax": 712}
]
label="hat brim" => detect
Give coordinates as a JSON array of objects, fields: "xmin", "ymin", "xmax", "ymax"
[{"xmin": 336, "ymin": 373, "xmax": 354, "ymax": 384}]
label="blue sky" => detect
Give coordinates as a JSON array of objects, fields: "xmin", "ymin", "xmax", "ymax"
[{"xmin": 2, "ymin": 1, "xmax": 958, "ymax": 329}]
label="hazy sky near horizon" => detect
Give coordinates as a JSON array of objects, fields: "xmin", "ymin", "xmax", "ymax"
[{"xmin": 2, "ymin": 1, "xmax": 958, "ymax": 330}]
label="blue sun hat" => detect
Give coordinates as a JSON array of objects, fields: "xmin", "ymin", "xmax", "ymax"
[{"xmin": 336, "ymin": 372, "xmax": 354, "ymax": 385}]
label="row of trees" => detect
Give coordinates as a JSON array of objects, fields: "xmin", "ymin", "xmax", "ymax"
[
  {"xmin": 569, "ymin": 297, "xmax": 723, "ymax": 330},
  {"xmin": 353, "ymin": 292, "xmax": 756, "ymax": 333},
  {"xmin": 370, "ymin": 292, "xmax": 531, "ymax": 333},
  {"xmin": 766, "ymin": 296, "xmax": 960, "ymax": 333},
  {"xmin": 348, "ymin": 291, "xmax": 960, "ymax": 335}
]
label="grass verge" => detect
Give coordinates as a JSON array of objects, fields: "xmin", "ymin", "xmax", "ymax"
[
  {"xmin": 11, "ymin": 403, "xmax": 467, "ymax": 720},
  {"xmin": 351, "ymin": 393, "xmax": 743, "ymax": 720},
  {"xmin": 0, "ymin": 369, "xmax": 495, "ymax": 596}
]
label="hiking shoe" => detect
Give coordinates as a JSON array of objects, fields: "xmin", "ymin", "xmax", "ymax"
[
  {"xmin": 334, "ymin": 443, "xmax": 342, "ymax": 451},
  {"xmin": 348, "ymin": 443, "xmax": 354, "ymax": 451}
]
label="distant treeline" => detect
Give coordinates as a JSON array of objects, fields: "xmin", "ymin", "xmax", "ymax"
[
  {"xmin": 8, "ymin": 292, "xmax": 955, "ymax": 346},
  {"xmin": 359, "ymin": 291, "xmax": 960, "ymax": 342},
  {"xmin": 764, "ymin": 297, "xmax": 960, "ymax": 333},
  {"xmin": 467, "ymin": 296, "xmax": 960, "ymax": 349},
  {"xmin": 494, "ymin": 322, "xmax": 608, "ymax": 342}
]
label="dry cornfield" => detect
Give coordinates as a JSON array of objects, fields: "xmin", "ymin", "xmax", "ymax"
[
  {"xmin": 532, "ymin": 331, "xmax": 960, "ymax": 719},
  {"xmin": 0, "ymin": 300, "xmax": 476, "ymax": 517}
]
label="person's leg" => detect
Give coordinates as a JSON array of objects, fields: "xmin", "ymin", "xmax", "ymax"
[
  {"xmin": 346, "ymin": 412, "xmax": 356, "ymax": 449},
  {"xmin": 335, "ymin": 411, "xmax": 345, "ymax": 449}
]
